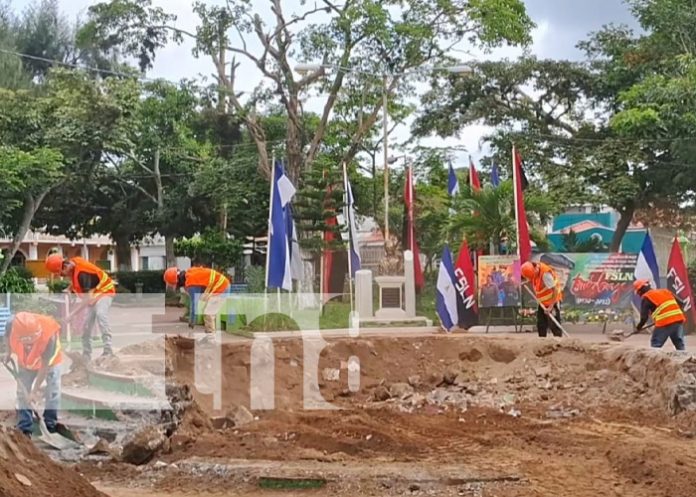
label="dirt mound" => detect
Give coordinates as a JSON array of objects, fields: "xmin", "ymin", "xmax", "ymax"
[
  {"xmin": 0, "ymin": 427, "xmax": 106, "ymax": 497},
  {"xmin": 120, "ymin": 339, "xmax": 166, "ymax": 356}
]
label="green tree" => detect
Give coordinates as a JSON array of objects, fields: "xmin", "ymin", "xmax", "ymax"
[
  {"xmin": 562, "ymin": 229, "xmax": 608, "ymax": 253},
  {"xmin": 79, "ymin": 0, "xmax": 534, "ymax": 185},
  {"xmin": 0, "ymin": 69, "xmax": 135, "ymax": 275},
  {"xmin": 414, "ymin": 49, "xmax": 696, "ymax": 251},
  {"xmin": 174, "ymin": 229, "xmax": 243, "ymax": 269},
  {"xmin": 448, "ymin": 181, "xmax": 554, "ymax": 255}
]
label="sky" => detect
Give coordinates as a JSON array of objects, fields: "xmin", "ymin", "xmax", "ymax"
[{"xmin": 12, "ymin": 0, "xmax": 639, "ymax": 167}]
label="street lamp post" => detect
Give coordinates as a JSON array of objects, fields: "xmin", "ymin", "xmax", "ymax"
[
  {"xmin": 294, "ymin": 62, "xmax": 472, "ymax": 242},
  {"xmin": 382, "ymin": 74, "xmax": 390, "ymax": 241}
]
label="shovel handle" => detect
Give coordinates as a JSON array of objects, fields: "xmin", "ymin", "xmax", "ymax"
[{"xmin": 523, "ymin": 284, "xmax": 570, "ymax": 338}]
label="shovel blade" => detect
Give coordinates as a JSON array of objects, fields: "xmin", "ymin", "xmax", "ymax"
[{"xmin": 37, "ymin": 418, "xmax": 80, "ymax": 450}]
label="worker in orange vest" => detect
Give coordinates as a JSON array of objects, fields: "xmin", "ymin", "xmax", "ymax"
[
  {"xmin": 3, "ymin": 312, "xmax": 62, "ymax": 437},
  {"xmin": 521, "ymin": 261, "xmax": 563, "ymax": 338},
  {"xmin": 163, "ymin": 266, "xmax": 230, "ymax": 336},
  {"xmin": 45, "ymin": 254, "xmax": 116, "ymax": 360},
  {"xmin": 634, "ymin": 280, "xmax": 686, "ymax": 351}
]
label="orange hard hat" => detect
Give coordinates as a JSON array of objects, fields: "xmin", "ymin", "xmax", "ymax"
[
  {"xmin": 520, "ymin": 261, "xmax": 536, "ymax": 281},
  {"xmin": 45, "ymin": 253, "xmax": 64, "ymax": 274},
  {"xmin": 163, "ymin": 267, "xmax": 179, "ymax": 286},
  {"xmin": 12, "ymin": 312, "xmax": 42, "ymax": 343},
  {"xmin": 633, "ymin": 279, "xmax": 650, "ymax": 293}
]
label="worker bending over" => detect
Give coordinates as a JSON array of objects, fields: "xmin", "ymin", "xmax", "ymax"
[
  {"xmin": 521, "ymin": 261, "xmax": 563, "ymax": 338},
  {"xmin": 633, "ymin": 280, "xmax": 686, "ymax": 351},
  {"xmin": 164, "ymin": 266, "xmax": 230, "ymax": 335},
  {"xmin": 45, "ymin": 254, "xmax": 115, "ymax": 359},
  {"xmin": 3, "ymin": 312, "xmax": 62, "ymax": 437}
]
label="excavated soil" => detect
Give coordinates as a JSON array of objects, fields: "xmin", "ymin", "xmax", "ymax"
[
  {"xmin": 80, "ymin": 335, "xmax": 696, "ymax": 496},
  {"xmin": 0, "ymin": 427, "xmax": 106, "ymax": 497}
]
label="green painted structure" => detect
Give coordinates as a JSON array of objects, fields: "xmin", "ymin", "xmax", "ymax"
[{"xmin": 548, "ymin": 211, "xmax": 647, "ymax": 253}]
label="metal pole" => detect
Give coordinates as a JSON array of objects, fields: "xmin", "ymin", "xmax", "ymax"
[
  {"xmin": 382, "ymin": 74, "xmax": 389, "ymax": 242},
  {"xmin": 264, "ymin": 156, "xmax": 276, "ymax": 292},
  {"xmin": 343, "ymin": 162, "xmax": 354, "ymax": 313}
]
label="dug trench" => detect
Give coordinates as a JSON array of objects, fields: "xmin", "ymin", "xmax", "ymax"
[{"xmin": 56, "ymin": 336, "xmax": 696, "ymax": 496}]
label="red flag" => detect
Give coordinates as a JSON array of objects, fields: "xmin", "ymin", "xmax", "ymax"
[
  {"xmin": 322, "ymin": 181, "xmax": 347, "ymax": 302},
  {"xmin": 322, "ymin": 215, "xmax": 336, "ymax": 297},
  {"xmin": 454, "ymin": 239, "xmax": 478, "ymax": 328},
  {"xmin": 403, "ymin": 166, "xmax": 425, "ymax": 290},
  {"xmin": 469, "ymin": 157, "xmax": 481, "ymax": 191},
  {"xmin": 513, "ymin": 146, "xmax": 532, "ymax": 263},
  {"xmin": 667, "ymin": 236, "xmax": 696, "ymax": 325}
]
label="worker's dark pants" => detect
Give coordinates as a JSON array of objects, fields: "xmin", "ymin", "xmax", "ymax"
[
  {"xmin": 536, "ymin": 303, "xmax": 562, "ymax": 338},
  {"xmin": 651, "ymin": 322, "xmax": 686, "ymax": 351},
  {"xmin": 16, "ymin": 365, "xmax": 61, "ymax": 435}
]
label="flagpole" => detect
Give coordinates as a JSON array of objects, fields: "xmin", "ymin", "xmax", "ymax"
[
  {"xmin": 265, "ymin": 156, "xmax": 276, "ymax": 293},
  {"xmin": 264, "ymin": 156, "xmax": 276, "ymax": 329},
  {"xmin": 343, "ymin": 162, "xmax": 354, "ymax": 313},
  {"xmin": 319, "ymin": 243, "xmax": 324, "ymax": 312},
  {"xmin": 511, "ymin": 144, "xmax": 520, "ymax": 259}
]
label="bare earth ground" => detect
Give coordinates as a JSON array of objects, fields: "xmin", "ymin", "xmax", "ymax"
[{"xmin": 65, "ymin": 333, "xmax": 696, "ymax": 497}]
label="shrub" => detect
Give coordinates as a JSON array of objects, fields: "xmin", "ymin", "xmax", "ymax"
[
  {"xmin": 175, "ymin": 229, "xmax": 243, "ymax": 269},
  {"xmin": 47, "ymin": 278, "xmax": 70, "ymax": 293},
  {"xmin": 245, "ymin": 265, "xmax": 265, "ymax": 293},
  {"xmin": 11, "ymin": 265, "xmax": 35, "ymax": 280},
  {"xmin": 0, "ymin": 267, "xmax": 35, "ymax": 293},
  {"xmin": 113, "ymin": 270, "xmax": 165, "ymax": 293}
]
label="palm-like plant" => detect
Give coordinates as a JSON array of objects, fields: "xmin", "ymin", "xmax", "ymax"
[{"xmin": 447, "ymin": 180, "xmax": 554, "ymax": 254}]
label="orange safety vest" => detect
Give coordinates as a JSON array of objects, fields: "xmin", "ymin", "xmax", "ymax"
[
  {"xmin": 185, "ymin": 267, "xmax": 230, "ymax": 295},
  {"xmin": 70, "ymin": 257, "xmax": 115, "ymax": 298},
  {"xmin": 533, "ymin": 263, "xmax": 561, "ymax": 308},
  {"xmin": 643, "ymin": 289, "xmax": 685, "ymax": 327},
  {"xmin": 10, "ymin": 315, "xmax": 63, "ymax": 370}
]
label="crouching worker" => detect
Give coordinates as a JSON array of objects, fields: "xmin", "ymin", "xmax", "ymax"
[
  {"xmin": 3, "ymin": 312, "xmax": 62, "ymax": 437},
  {"xmin": 163, "ymin": 266, "xmax": 230, "ymax": 336},
  {"xmin": 633, "ymin": 280, "xmax": 686, "ymax": 351},
  {"xmin": 521, "ymin": 261, "xmax": 563, "ymax": 338}
]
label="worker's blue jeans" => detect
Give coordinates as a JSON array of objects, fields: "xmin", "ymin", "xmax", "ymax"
[
  {"xmin": 16, "ymin": 365, "xmax": 61, "ymax": 435},
  {"xmin": 651, "ymin": 322, "xmax": 685, "ymax": 351}
]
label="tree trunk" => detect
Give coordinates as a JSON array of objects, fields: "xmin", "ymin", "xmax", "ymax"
[
  {"xmin": 609, "ymin": 206, "xmax": 635, "ymax": 252},
  {"xmin": 219, "ymin": 202, "xmax": 228, "ymax": 233},
  {"xmin": 165, "ymin": 236, "xmax": 176, "ymax": 268},
  {"xmin": 114, "ymin": 235, "xmax": 132, "ymax": 271},
  {"xmin": 153, "ymin": 148, "xmax": 178, "ymax": 268},
  {"xmin": 0, "ymin": 190, "xmax": 48, "ymax": 276}
]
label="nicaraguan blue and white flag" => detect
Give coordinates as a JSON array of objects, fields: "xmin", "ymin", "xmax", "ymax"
[
  {"xmin": 491, "ymin": 162, "xmax": 500, "ymax": 187},
  {"xmin": 436, "ymin": 245, "xmax": 459, "ymax": 332},
  {"xmin": 267, "ymin": 161, "xmax": 296, "ymax": 291},
  {"xmin": 286, "ymin": 203, "xmax": 303, "ymax": 282},
  {"xmin": 633, "ymin": 232, "xmax": 660, "ymax": 311},
  {"xmin": 448, "ymin": 162, "xmax": 460, "ymax": 197},
  {"xmin": 343, "ymin": 165, "xmax": 361, "ymax": 277}
]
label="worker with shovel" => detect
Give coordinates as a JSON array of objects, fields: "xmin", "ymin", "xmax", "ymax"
[
  {"xmin": 633, "ymin": 280, "xmax": 686, "ymax": 351},
  {"xmin": 45, "ymin": 254, "xmax": 116, "ymax": 360},
  {"xmin": 3, "ymin": 312, "xmax": 62, "ymax": 438},
  {"xmin": 163, "ymin": 266, "xmax": 230, "ymax": 338},
  {"xmin": 521, "ymin": 261, "xmax": 564, "ymax": 338}
]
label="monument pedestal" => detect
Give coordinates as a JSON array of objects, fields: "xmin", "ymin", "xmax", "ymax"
[{"xmin": 374, "ymin": 276, "xmax": 407, "ymax": 319}]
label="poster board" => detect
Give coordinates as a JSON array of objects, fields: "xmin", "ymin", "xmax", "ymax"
[
  {"xmin": 532, "ymin": 253, "xmax": 637, "ymax": 308},
  {"xmin": 477, "ymin": 255, "xmax": 521, "ymax": 308}
]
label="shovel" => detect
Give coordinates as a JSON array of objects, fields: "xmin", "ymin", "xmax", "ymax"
[
  {"xmin": 523, "ymin": 285, "xmax": 570, "ymax": 338},
  {"xmin": 2, "ymin": 358, "xmax": 79, "ymax": 450},
  {"xmin": 608, "ymin": 323, "xmax": 655, "ymax": 342}
]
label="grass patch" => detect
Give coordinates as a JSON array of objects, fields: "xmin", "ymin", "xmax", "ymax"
[{"xmin": 258, "ymin": 477, "xmax": 327, "ymax": 490}]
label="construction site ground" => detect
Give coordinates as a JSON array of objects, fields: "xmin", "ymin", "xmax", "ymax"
[{"xmin": 2, "ymin": 307, "xmax": 696, "ymax": 497}]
